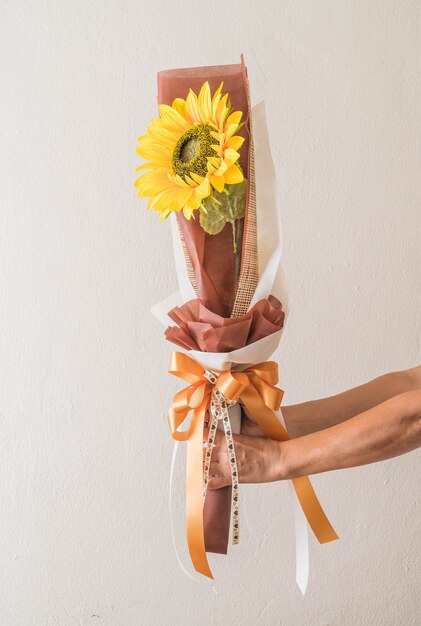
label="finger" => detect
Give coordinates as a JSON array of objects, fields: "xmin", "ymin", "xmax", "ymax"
[
  {"xmin": 208, "ymin": 474, "xmax": 230, "ymax": 490},
  {"xmin": 209, "ymin": 460, "xmax": 221, "ymax": 475}
]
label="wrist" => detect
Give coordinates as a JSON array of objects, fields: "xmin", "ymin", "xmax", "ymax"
[
  {"xmin": 274, "ymin": 437, "xmax": 313, "ymax": 481},
  {"xmin": 271, "ymin": 439, "xmax": 290, "ymax": 481}
]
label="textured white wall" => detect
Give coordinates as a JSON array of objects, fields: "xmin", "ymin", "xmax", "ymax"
[{"xmin": 1, "ymin": 1, "xmax": 420, "ymax": 624}]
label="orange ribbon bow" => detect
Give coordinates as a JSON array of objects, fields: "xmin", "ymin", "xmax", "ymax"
[{"xmin": 168, "ymin": 351, "xmax": 338, "ymax": 579}]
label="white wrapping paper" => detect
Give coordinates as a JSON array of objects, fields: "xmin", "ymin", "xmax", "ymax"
[{"xmin": 152, "ymin": 102, "xmax": 309, "ymax": 593}]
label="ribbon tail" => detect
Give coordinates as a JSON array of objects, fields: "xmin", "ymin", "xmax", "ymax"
[
  {"xmin": 169, "ymin": 440, "xmax": 196, "ymax": 581},
  {"xmin": 185, "ymin": 401, "xmax": 213, "ymax": 579},
  {"xmin": 242, "ymin": 387, "xmax": 339, "ymax": 545},
  {"xmin": 291, "ymin": 476, "xmax": 338, "ymax": 544}
]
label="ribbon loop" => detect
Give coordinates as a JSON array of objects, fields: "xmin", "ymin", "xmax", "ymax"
[{"xmin": 216, "ymin": 370, "xmax": 249, "ymax": 404}]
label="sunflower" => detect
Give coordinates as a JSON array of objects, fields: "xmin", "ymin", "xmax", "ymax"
[{"xmin": 135, "ymin": 81, "xmax": 245, "ymax": 220}]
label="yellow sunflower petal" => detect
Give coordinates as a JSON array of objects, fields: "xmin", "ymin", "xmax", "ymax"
[
  {"xmin": 211, "ymin": 82, "xmax": 223, "ymax": 104},
  {"xmin": 198, "ymin": 81, "xmax": 212, "ymax": 121},
  {"xmin": 185, "ymin": 89, "xmax": 202, "ymax": 123},
  {"xmin": 149, "ymin": 190, "xmax": 176, "ymax": 212},
  {"xmin": 223, "ymin": 148, "xmax": 241, "ymax": 166},
  {"xmin": 195, "ymin": 176, "xmax": 211, "ymax": 197},
  {"xmin": 135, "ymin": 162, "xmax": 153, "ymax": 172},
  {"xmin": 171, "ymin": 97, "xmax": 187, "ymax": 118},
  {"xmin": 189, "ymin": 172, "xmax": 204, "ymax": 185},
  {"xmin": 211, "ymin": 144, "xmax": 223, "ymax": 157},
  {"xmin": 211, "ymin": 93, "xmax": 222, "ymax": 120},
  {"xmin": 210, "ymin": 130, "xmax": 221, "ymax": 142},
  {"xmin": 206, "ymin": 159, "xmax": 218, "ymax": 174},
  {"xmin": 225, "ymin": 123, "xmax": 242, "ymax": 139},
  {"xmin": 134, "ymin": 169, "xmax": 170, "ymax": 193},
  {"xmin": 183, "ymin": 206, "xmax": 195, "ymax": 219},
  {"xmin": 174, "ymin": 173, "xmax": 191, "ymax": 188},
  {"xmin": 136, "ymin": 144, "xmax": 170, "ymax": 161},
  {"xmin": 160, "ymin": 207, "xmax": 173, "ymax": 219},
  {"xmin": 188, "ymin": 194, "xmax": 202, "ymax": 210},
  {"xmin": 215, "ymin": 94, "xmax": 229, "ymax": 130},
  {"xmin": 226, "ymin": 135, "xmax": 245, "ymax": 151},
  {"xmin": 207, "ymin": 156, "xmax": 222, "ymax": 169},
  {"xmin": 147, "ymin": 125, "xmax": 179, "ymax": 145},
  {"xmin": 214, "ymin": 159, "xmax": 228, "ymax": 176},
  {"xmin": 225, "ymin": 111, "xmax": 242, "ymax": 128},
  {"xmin": 208, "ymin": 174, "xmax": 225, "ymax": 193},
  {"xmin": 183, "ymin": 174, "xmax": 196, "ymax": 187},
  {"xmin": 158, "ymin": 104, "xmax": 190, "ymax": 132},
  {"xmin": 223, "ymin": 164, "xmax": 244, "ymax": 185},
  {"xmin": 177, "ymin": 187, "xmax": 197, "ymax": 208}
]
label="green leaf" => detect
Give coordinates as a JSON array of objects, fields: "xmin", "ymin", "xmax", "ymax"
[
  {"xmin": 199, "ymin": 179, "xmax": 247, "ymax": 236},
  {"xmin": 225, "ymin": 179, "xmax": 247, "ymax": 222},
  {"xmin": 199, "ymin": 180, "xmax": 247, "ymax": 253},
  {"xmin": 199, "ymin": 200, "xmax": 226, "ymax": 235}
]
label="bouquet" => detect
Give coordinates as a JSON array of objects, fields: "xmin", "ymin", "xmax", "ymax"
[{"xmin": 135, "ymin": 56, "xmax": 338, "ymax": 591}]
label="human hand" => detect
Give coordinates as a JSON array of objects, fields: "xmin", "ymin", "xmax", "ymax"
[{"xmin": 203, "ymin": 428, "xmax": 284, "ymax": 489}]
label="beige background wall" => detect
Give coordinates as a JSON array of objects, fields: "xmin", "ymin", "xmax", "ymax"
[{"xmin": 1, "ymin": 1, "xmax": 420, "ymax": 624}]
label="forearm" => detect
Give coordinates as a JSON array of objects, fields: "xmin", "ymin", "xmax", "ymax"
[
  {"xmin": 282, "ymin": 365, "xmax": 421, "ymax": 438},
  {"xmin": 207, "ymin": 370, "xmax": 421, "ymax": 491},
  {"xmin": 278, "ymin": 390, "xmax": 421, "ymax": 480}
]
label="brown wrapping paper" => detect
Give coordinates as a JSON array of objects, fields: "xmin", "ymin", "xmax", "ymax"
[
  {"xmin": 158, "ymin": 62, "xmax": 250, "ymax": 318},
  {"xmin": 165, "ymin": 296, "xmax": 285, "ymax": 353}
]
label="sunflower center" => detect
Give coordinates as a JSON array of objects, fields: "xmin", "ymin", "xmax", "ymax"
[
  {"xmin": 172, "ymin": 124, "xmax": 216, "ymax": 179},
  {"xmin": 179, "ymin": 136, "xmax": 200, "ymax": 163}
]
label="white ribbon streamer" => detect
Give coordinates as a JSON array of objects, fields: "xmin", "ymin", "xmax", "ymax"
[
  {"xmin": 202, "ymin": 373, "xmax": 240, "ymax": 544},
  {"xmin": 277, "ymin": 409, "xmax": 309, "ymax": 594},
  {"xmin": 169, "ymin": 440, "xmax": 196, "ymax": 581}
]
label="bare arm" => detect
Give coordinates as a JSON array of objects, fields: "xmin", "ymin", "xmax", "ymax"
[
  {"xmin": 242, "ymin": 365, "xmax": 421, "ymax": 438},
  {"xmin": 207, "ymin": 387, "xmax": 421, "ymax": 489},
  {"xmin": 280, "ymin": 389, "xmax": 421, "ymax": 480}
]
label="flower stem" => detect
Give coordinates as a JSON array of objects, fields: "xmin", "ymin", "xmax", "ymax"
[{"xmin": 231, "ymin": 220, "xmax": 237, "ymax": 254}]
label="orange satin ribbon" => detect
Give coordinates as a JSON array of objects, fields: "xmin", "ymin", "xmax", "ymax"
[{"xmin": 168, "ymin": 351, "xmax": 338, "ymax": 579}]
